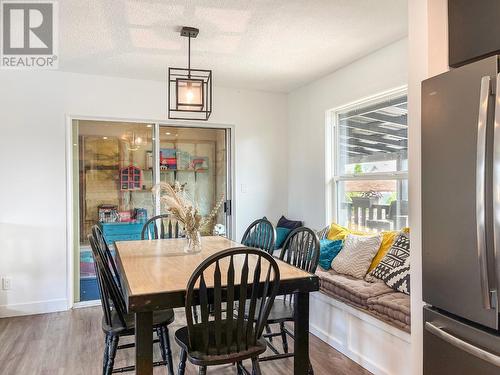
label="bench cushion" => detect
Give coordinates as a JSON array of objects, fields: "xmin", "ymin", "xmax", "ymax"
[
  {"xmin": 367, "ymin": 292, "xmax": 411, "ymax": 331},
  {"xmin": 316, "ymin": 267, "xmax": 393, "ymax": 307},
  {"xmin": 316, "ymin": 267, "xmax": 411, "ymax": 333}
]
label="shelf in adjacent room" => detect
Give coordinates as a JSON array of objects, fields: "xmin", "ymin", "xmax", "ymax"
[{"xmin": 160, "ymin": 169, "xmax": 208, "ymax": 173}]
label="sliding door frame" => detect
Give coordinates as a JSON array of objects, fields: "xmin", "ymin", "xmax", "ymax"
[{"xmin": 65, "ymin": 115, "xmax": 236, "ymax": 308}]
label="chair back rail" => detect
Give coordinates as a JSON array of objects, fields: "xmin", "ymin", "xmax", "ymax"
[
  {"xmin": 88, "ymin": 233, "xmax": 128, "ymax": 329},
  {"xmin": 184, "ymin": 247, "xmax": 280, "ymax": 355},
  {"xmin": 277, "ymin": 227, "xmax": 319, "ymax": 306},
  {"xmin": 91, "ymin": 225, "xmax": 121, "ymax": 287},
  {"xmin": 141, "ymin": 214, "xmax": 183, "ymax": 240},
  {"xmin": 241, "ymin": 218, "xmax": 276, "ymax": 253},
  {"xmin": 279, "ymin": 227, "xmax": 320, "ymax": 274}
]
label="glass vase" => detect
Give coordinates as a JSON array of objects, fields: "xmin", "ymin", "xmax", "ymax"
[{"xmin": 184, "ymin": 230, "xmax": 202, "ymax": 253}]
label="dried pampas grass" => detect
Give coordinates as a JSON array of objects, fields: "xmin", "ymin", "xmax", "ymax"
[{"xmin": 152, "ymin": 182, "xmax": 225, "ymax": 236}]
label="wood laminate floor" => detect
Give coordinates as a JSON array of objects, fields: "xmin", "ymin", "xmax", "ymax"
[{"xmin": 0, "ymin": 307, "xmax": 372, "ymax": 375}]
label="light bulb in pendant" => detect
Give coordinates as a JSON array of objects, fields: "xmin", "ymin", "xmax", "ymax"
[
  {"xmin": 185, "ymin": 89, "xmax": 194, "ymax": 103},
  {"xmin": 177, "ymin": 79, "xmax": 203, "ymax": 109}
]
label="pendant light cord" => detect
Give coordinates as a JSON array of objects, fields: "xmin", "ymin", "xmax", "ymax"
[{"xmin": 188, "ymin": 35, "xmax": 191, "ymax": 79}]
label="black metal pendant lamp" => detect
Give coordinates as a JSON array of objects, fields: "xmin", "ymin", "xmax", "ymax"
[{"xmin": 168, "ymin": 26, "xmax": 212, "ymax": 120}]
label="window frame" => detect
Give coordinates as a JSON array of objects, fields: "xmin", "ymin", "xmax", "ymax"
[{"xmin": 326, "ymin": 86, "xmax": 408, "ymax": 227}]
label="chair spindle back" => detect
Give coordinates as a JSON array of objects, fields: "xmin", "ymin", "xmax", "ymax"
[
  {"xmin": 141, "ymin": 214, "xmax": 183, "ymax": 240},
  {"xmin": 241, "ymin": 219, "xmax": 276, "ymax": 254},
  {"xmin": 184, "ymin": 247, "xmax": 280, "ymax": 356},
  {"xmin": 279, "ymin": 227, "xmax": 320, "ymax": 273},
  {"xmin": 88, "ymin": 234, "xmax": 128, "ymax": 329},
  {"xmin": 91, "ymin": 225, "xmax": 121, "ymax": 287}
]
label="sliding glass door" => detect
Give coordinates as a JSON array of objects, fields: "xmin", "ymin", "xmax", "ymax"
[
  {"xmin": 158, "ymin": 126, "xmax": 231, "ymax": 237},
  {"xmin": 72, "ymin": 120, "xmax": 232, "ymax": 303}
]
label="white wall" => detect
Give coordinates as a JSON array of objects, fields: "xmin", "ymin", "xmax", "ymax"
[
  {"xmin": 0, "ymin": 70, "xmax": 288, "ymax": 317},
  {"xmin": 407, "ymin": 3, "xmax": 427, "ymax": 373},
  {"xmin": 287, "ymin": 38, "xmax": 408, "ymax": 230},
  {"xmin": 408, "ymin": 1, "xmax": 448, "ymax": 374}
]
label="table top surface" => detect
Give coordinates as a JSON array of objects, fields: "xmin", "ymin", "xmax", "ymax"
[{"xmin": 115, "ymin": 236, "xmax": 317, "ymax": 299}]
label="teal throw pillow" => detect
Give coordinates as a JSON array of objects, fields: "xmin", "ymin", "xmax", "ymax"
[
  {"xmin": 319, "ymin": 239, "xmax": 343, "ymax": 270},
  {"xmin": 275, "ymin": 227, "xmax": 292, "ymax": 249}
]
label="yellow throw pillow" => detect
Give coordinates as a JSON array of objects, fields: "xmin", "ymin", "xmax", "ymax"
[
  {"xmin": 367, "ymin": 227, "xmax": 410, "ymax": 272},
  {"xmin": 326, "ymin": 223, "xmax": 367, "ymax": 241},
  {"xmin": 326, "ymin": 223, "xmax": 350, "ymax": 240}
]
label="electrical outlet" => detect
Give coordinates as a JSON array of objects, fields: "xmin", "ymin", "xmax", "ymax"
[{"xmin": 2, "ymin": 277, "xmax": 12, "ymax": 290}]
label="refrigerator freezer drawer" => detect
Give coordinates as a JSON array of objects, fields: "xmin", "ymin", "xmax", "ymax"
[{"xmin": 424, "ymin": 307, "xmax": 500, "ymax": 375}]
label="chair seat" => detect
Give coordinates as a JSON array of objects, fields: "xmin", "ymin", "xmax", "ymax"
[
  {"xmin": 237, "ymin": 298, "xmax": 294, "ymax": 323},
  {"xmin": 267, "ymin": 298, "xmax": 295, "ymax": 322},
  {"xmin": 174, "ymin": 322, "xmax": 267, "ymax": 366},
  {"xmin": 102, "ymin": 308, "xmax": 175, "ymax": 335}
]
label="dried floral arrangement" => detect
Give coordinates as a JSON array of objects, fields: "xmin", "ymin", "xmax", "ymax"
[{"xmin": 152, "ymin": 182, "xmax": 225, "ymax": 237}]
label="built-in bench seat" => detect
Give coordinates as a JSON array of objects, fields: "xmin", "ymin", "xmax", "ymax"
[
  {"xmin": 316, "ymin": 267, "xmax": 410, "ymax": 332},
  {"xmin": 308, "ymin": 225, "xmax": 411, "ymax": 374}
]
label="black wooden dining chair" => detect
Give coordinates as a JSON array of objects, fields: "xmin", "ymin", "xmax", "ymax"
[
  {"xmin": 88, "ymin": 233, "xmax": 176, "ymax": 375},
  {"xmin": 141, "ymin": 214, "xmax": 184, "ymax": 240},
  {"xmin": 248, "ymin": 227, "xmax": 319, "ymax": 372},
  {"xmin": 92, "ymin": 225, "xmax": 122, "ymax": 288},
  {"xmin": 241, "ymin": 218, "xmax": 276, "ymax": 254},
  {"xmin": 175, "ymin": 247, "xmax": 281, "ymax": 375}
]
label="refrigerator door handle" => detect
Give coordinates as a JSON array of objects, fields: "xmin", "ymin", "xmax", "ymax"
[
  {"xmin": 493, "ymin": 72, "xmax": 500, "ymax": 309},
  {"xmin": 476, "ymin": 75, "xmax": 492, "ymax": 310},
  {"xmin": 425, "ymin": 322, "xmax": 500, "ymax": 367}
]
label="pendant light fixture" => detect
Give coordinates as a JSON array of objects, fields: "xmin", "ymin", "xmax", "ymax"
[{"xmin": 168, "ymin": 26, "xmax": 212, "ymax": 120}]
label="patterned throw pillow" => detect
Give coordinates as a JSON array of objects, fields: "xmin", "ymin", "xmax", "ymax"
[
  {"xmin": 316, "ymin": 226, "xmax": 330, "ymax": 240},
  {"xmin": 367, "ymin": 232, "xmax": 410, "ymax": 282},
  {"xmin": 367, "ymin": 229, "xmax": 407, "ymax": 272},
  {"xmin": 382, "ymin": 258, "xmax": 410, "ymax": 295},
  {"xmin": 331, "ymin": 233, "xmax": 382, "ymax": 279}
]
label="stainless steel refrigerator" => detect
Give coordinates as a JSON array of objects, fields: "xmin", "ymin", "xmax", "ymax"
[{"xmin": 422, "ymin": 55, "xmax": 500, "ymax": 374}]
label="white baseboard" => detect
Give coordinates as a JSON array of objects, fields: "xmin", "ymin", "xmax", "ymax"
[
  {"xmin": 0, "ymin": 298, "xmax": 68, "ymax": 318},
  {"xmin": 309, "ymin": 292, "xmax": 411, "ymax": 375},
  {"xmin": 72, "ymin": 300, "xmax": 100, "ymax": 309}
]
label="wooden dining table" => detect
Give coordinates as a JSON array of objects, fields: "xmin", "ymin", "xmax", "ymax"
[{"xmin": 115, "ymin": 236, "xmax": 319, "ymax": 375}]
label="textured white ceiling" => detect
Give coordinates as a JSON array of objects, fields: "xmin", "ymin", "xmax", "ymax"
[{"xmin": 59, "ymin": 0, "xmax": 408, "ymax": 92}]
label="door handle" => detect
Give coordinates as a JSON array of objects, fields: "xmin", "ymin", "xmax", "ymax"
[
  {"xmin": 425, "ymin": 322, "xmax": 500, "ymax": 367},
  {"xmin": 224, "ymin": 200, "xmax": 232, "ymax": 215},
  {"xmin": 476, "ymin": 76, "xmax": 492, "ymax": 309},
  {"xmin": 493, "ymin": 72, "xmax": 500, "ymax": 309}
]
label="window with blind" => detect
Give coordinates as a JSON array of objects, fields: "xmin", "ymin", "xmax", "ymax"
[{"xmin": 330, "ymin": 89, "xmax": 408, "ymax": 232}]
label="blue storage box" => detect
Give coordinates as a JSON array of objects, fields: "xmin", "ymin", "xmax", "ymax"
[
  {"xmin": 99, "ymin": 221, "xmax": 144, "ymax": 245},
  {"xmin": 80, "ymin": 277, "xmax": 100, "ymax": 301}
]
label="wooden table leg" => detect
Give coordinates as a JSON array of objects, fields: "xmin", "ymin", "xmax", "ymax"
[
  {"xmin": 294, "ymin": 292, "xmax": 310, "ymax": 375},
  {"xmin": 135, "ymin": 311, "xmax": 153, "ymax": 375}
]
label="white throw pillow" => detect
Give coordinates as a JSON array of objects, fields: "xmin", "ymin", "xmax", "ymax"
[{"xmin": 331, "ymin": 233, "xmax": 382, "ymax": 279}]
